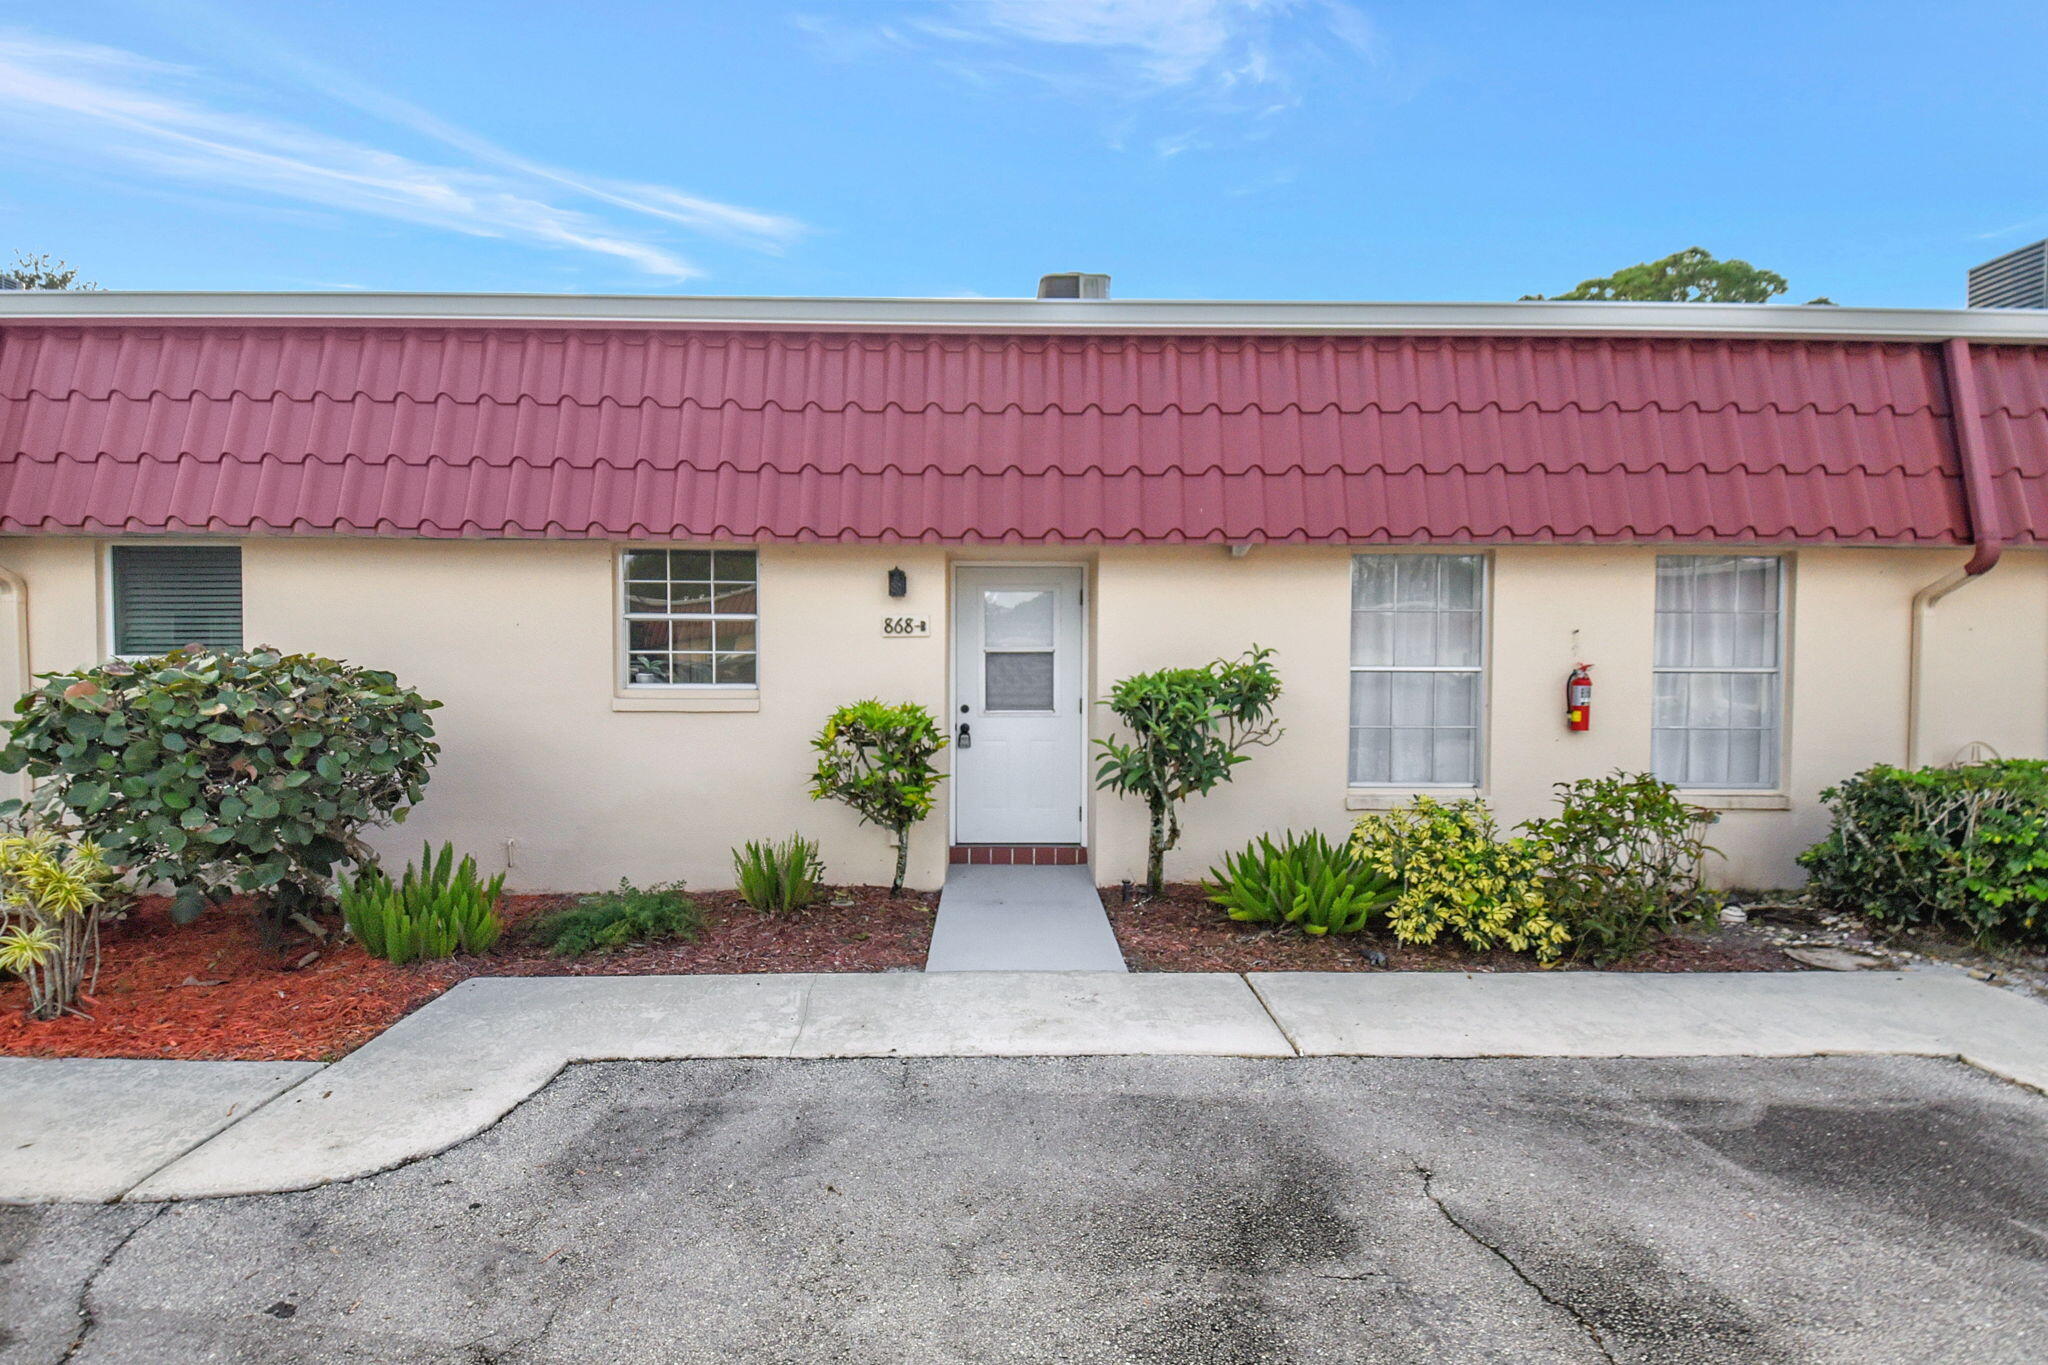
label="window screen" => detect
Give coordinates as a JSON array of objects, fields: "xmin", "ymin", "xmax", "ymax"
[
  {"xmin": 111, "ymin": 545, "xmax": 243, "ymax": 656},
  {"xmin": 1653, "ymin": 555, "xmax": 1782, "ymax": 788},
  {"xmin": 1348, "ymin": 554, "xmax": 1483, "ymax": 785},
  {"xmin": 983, "ymin": 589, "xmax": 1055, "ymax": 712},
  {"xmin": 622, "ymin": 549, "xmax": 758, "ymax": 686}
]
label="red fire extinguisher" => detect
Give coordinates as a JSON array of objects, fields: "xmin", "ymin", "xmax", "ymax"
[{"xmin": 1566, "ymin": 664, "xmax": 1593, "ymax": 732}]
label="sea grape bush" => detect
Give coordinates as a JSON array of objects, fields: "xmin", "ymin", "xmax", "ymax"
[
  {"xmin": 0, "ymin": 647, "xmax": 440, "ymax": 932},
  {"xmin": 1799, "ymin": 760, "xmax": 2048, "ymax": 943}
]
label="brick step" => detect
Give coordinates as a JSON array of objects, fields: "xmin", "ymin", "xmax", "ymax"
[{"xmin": 949, "ymin": 845, "xmax": 1089, "ymax": 867}]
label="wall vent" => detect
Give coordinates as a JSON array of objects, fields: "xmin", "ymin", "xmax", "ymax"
[{"xmin": 1968, "ymin": 239, "xmax": 2048, "ymax": 309}]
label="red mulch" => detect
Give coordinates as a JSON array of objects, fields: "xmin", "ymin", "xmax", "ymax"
[
  {"xmin": 1103, "ymin": 883, "xmax": 1805, "ymax": 974},
  {"xmin": 0, "ymin": 886, "xmax": 936, "ymax": 1063}
]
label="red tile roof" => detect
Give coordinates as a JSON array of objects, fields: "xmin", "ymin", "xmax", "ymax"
[{"xmin": 0, "ymin": 324, "xmax": 2040, "ymax": 544}]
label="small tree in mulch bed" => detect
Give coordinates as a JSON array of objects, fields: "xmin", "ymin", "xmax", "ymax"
[
  {"xmin": 809, "ymin": 700, "xmax": 947, "ymax": 896},
  {"xmin": 1, "ymin": 646, "xmax": 440, "ymax": 942},
  {"xmin": 1096, "ymin": 647, "xmax": 1284, "ymax": 895}
]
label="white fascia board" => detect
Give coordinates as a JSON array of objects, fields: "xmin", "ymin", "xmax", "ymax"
[{"xmin": 3, "ymin": 290, "xmax": 2048, "ymax": 343}]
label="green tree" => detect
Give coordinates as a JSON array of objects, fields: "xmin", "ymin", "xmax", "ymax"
[
  {"xmin": 1523, "ymin": 246, "xmax": 1791, "ymax": 303},
  {"xmin": 809, "ymin": 700, "xmax": 948, "ymax": 896},
  {"xmin": 4, "ymin": 253, "xmax": 98, "ymax": 290},
  {"xmin": 1096, "ymin": 647, "xmax": 1284, "ymax": 895}
]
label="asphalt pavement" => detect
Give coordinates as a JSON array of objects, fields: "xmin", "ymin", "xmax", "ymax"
[{"xmin": 4, "ymin": 1054, "xmax": 2045, "ymax": 1364}]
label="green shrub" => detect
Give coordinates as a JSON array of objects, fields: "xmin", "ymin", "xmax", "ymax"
[
  {"xmin": 0, "ymin": 646, "xmax": 439, "ymax": 933},
  {"xmin": 338, "ymin": 843, "xmax": 504, "ymax": 965},
  {"xmin": 1522, "ymin": 773, "xmax": 1721, "ymax": 964},
  {"xmin": 1352, "ymin": 797, "xmax": 1567, "ymax": 963},
  {"xmin": 0, "ymin": 823, "xmax": 122, "ymax": 1020},
  {"xmin": 530, "ymin": 881, "xmax": 700, "ymax": 958},
  {"xmin": 1096, "ymin": 647, "xmax": 1284, "ymax": 894},
  {"xmin": 734, "ymin": 835, "xmax": 824, "ymax": 913},
  {"xmin": 810, "ymin": 700, "xmax": 948, "ymax": 895},
  {"xmin": 1205, "ymin": 830, "xmax": 1396, "ymax": 935},
  {"xmin": 1798, "ymin": 761, "xmax": 2048, "ymax": 942}
]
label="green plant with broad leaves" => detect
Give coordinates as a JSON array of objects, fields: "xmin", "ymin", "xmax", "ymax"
[
  {"xmin": 0, "ymin": 822, "xmax": 122, "ymax": 1019},
  {"xmin": 0, "ymin": 647, "xmax": 439, "ymax": 938},
  {"xmin": 529, "ymin": 881, "xmax": 701, "ymax": 958},
  {"xmin": 1096, "ymin": 647, "xmax": 1283, "ymax": 895},
  {"xmin": 1353, "ymin": 797, "xmax": 1568, "ymax": 963},
  {"xmin": 1522, "ymin": 772, "xmax": 1720, "ymax": 964},
  {"xmin": 1799, "ymin": 760, "xmax": 2048, "ymax": 944},
  {"xmin": 734, "ymin": 835, "xmax": 825, "ymax": 913},
  {"xmin": 1205, "ymin": 830, "xmax": 1397, "ymax": 936},
  {"xmin": 809, "ymin": 700, "xmax": 948, "ymax": 896},
  {"xmin": 338, "ymin": 842, "xmax": 504, "ymax": 965}
]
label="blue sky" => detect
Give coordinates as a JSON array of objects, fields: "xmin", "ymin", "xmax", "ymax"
[{"xmin": 2, "ymin": 1, "xmax": 2044, "ymax": 305}]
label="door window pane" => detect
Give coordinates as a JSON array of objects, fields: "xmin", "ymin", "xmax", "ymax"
[
  {"xmin": 986, "ymin": 651, "xmax": 1055, "ymax": 711},
  {"xmin": 984, "ymin": 590, "xmax": 1054, "ymax": 648}
]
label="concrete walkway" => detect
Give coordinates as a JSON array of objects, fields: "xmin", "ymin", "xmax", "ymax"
[
  {"xmin": 0, "ymin": 1058, "xmax": 320, "ymax": 1203},
  {"xmin": 925, "ymin": 864, "xmax": 1126, "ymax": 971},
  {"xmin": 2, "ymin": 968, "xmax": 2044, "ymax": 1204}
]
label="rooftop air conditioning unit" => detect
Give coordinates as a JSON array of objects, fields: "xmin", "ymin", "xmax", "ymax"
[
  {"xmin": 1968, "ymin": 240, "xmax": 2048, "ymax": 309},
  {"xmin": 1037, "ymin": 272, "xmax": 1111, "ymax": 300}
]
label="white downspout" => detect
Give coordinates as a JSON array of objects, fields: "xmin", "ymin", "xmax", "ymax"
[{"xmin": 0, "ymin": 564, "xmax": 30, "ymax": 802}]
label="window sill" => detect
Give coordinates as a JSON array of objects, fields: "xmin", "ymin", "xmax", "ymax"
[
  {"xmin": 1680, "ymin": 791, "xmax": 1791, "ymax": 811},
  {"xmin": 612, "ymin": 691, "xmax": 761, "ymax": 714},
  {"xmin": 1345, "ymin": 787, "xmax": 1481, "ymax": 811}
]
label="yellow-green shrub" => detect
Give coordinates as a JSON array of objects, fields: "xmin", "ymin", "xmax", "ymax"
[{"xmin": 1351, "ymin": 797, "xmax": 1567, "ymax": 963}]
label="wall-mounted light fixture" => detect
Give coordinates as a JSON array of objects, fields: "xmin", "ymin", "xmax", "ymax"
[{"xmin": 887, "ymin": 567, "xmax": 908, "ymax": 598}]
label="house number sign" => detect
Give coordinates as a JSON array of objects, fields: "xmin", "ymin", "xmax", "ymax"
[{"xmin": 881, "ymin": 614, "xmax": 930, "ymax": 637}]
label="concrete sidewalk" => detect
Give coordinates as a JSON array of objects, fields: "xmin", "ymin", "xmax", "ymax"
[
  {"xmin": 925, "ymin": 864, "xmax": 1126, "ymax": 971},
  {"xmin": 2, "ymin": 967, "xmax": 2044, "ymax": 1205}
]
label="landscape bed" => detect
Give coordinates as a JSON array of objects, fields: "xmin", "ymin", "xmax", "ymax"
[
  {"xmin": 1102, "ymin": 883, "xmax": 1807, "ymax": 974},
  {"xmin": 0, "ymin": 887, "xmax": 936, "ymax": 1062}
]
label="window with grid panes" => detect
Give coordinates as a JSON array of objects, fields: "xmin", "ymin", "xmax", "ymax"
[
  {"xmin": 1652, "ymin": 555, "xmax": 1782, "ymax": 788},
  {"xmin": 621, "ymin": 549, "xmax": 758, "ymax": 686},
  {"xmin": 1348, "ymin": 554, "xmax": 1484, "ymax": 785}
]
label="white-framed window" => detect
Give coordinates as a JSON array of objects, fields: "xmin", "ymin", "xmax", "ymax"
[
  {"xmin": 621, "ymin": 548, "xmax": 758, "ymax": 687},
  {"xmin": 107, "ymin": 543, "xmax": 243, "ymax": 658},
  {"xmin": 1348, "ymin": 553, "xmax": 1484, "ymax": 786},
  {"xmin": 1653, "ymin": 554, "xmax": 1783, "ymax": 789}
]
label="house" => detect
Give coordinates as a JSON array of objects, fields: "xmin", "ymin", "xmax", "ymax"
[{"xmin": 0, "ymin": 283, "xmax": 2043, "ymax": 894}]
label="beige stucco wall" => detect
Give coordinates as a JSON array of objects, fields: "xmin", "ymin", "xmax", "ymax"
[{"xmin": 0, "ymin": 536, "xmax": 2041, "ymax": 893}]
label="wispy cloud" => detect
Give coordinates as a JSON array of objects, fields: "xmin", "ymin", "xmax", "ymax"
[
  {"xmin": 797, "ymin": 0, "xmax": 1379, "ymax": 155},
  {"xmin": 0, "ymin": 29, "xmax": 806, "ymax": 281}
]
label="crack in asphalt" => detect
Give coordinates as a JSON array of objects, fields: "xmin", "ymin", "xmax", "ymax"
[
  {"xmin": 57, "ymin": 1203, "xmax": 169, "ymax": 1365},
  {"xmin": 1413, "ymin": 1163, "xmax": 1618, "ymax": 1364}
]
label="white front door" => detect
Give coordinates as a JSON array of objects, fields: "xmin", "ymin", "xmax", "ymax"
[{"xmin": 951, "ymin": 566, "xmax": 1086, "ymax": 845}]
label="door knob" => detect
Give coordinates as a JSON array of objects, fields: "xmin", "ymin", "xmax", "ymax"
[{"xmin": 958, "ymin": 722, "xmax": 972, "ymax": 749}]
